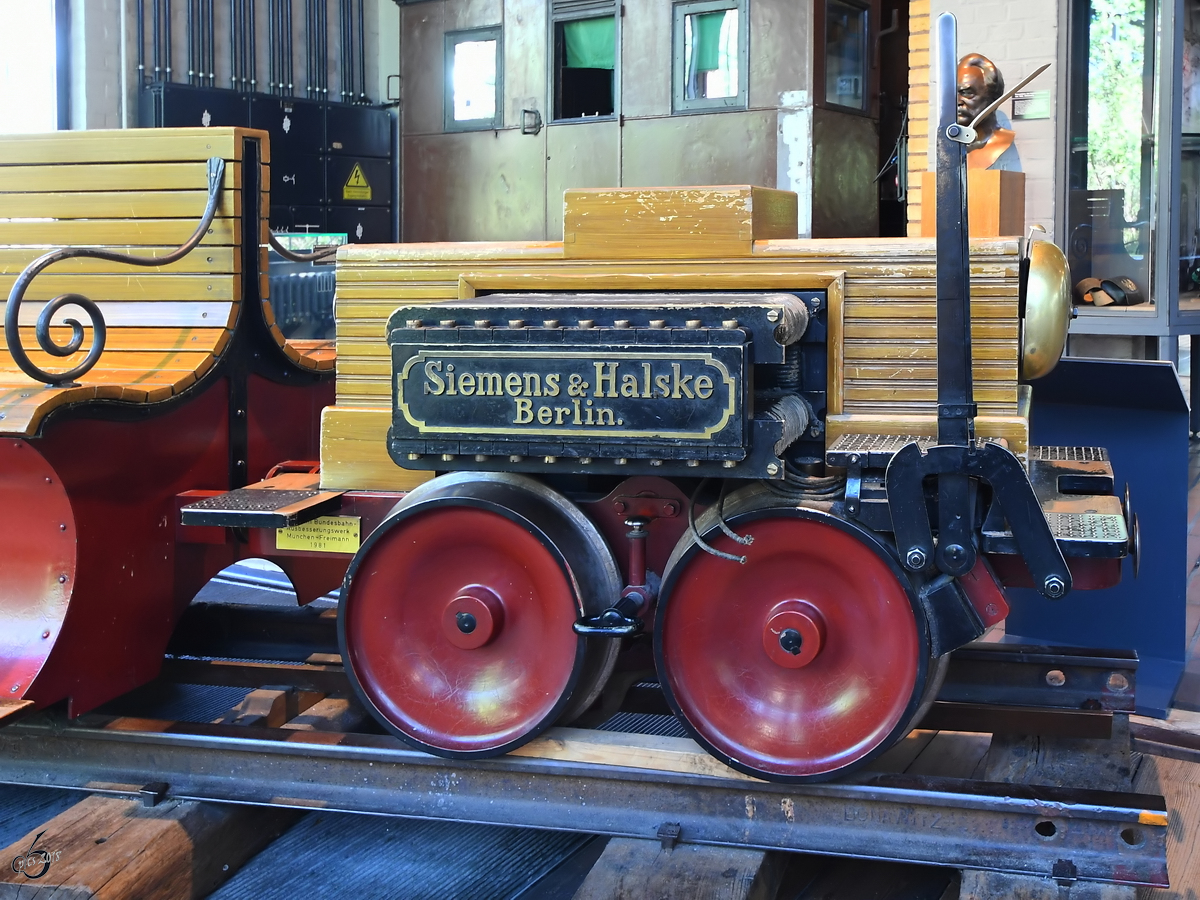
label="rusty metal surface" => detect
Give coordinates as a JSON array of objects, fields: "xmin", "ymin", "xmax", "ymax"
[
  {"xmin": 501, "ymin": 0, "xmax": 547, "ymax": 126},
  {"xmin": 748, "ymin": 0, "xmax": 812, "ymax": 111},
  {"xmin": 403, "ymin": 130, "xmax": 547, "ymax": 241},
  {"xmin": 812, "ymin": 107, "xmax": 880, "ymax": 237},
  {"xmin": 400, "ymin": 3, "xmax": 446, "ymax": 137},
  {"xmin": 621, "ymin": 111, "xmax": 778, "ymax": 188},
  {"xmin": 445, "ymin": 0, "xmax": 504, "ymax": 33},
  {"xmin": 546, "ymin": 121, "xmax": 619, "ymax": 239},
  {"xmin": 620, "ymin": 0, "xmax": 672, "ymax": 118}
]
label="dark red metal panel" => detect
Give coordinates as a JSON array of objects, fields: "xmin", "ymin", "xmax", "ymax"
[
  {"xmin": 246, "ymin": 373, "xmax": 333, "ymax": 482},
  {"xmin": 5, "ymin": 366, "xmax": 336, "ymax": 717},
  {"xmin": 0, "ymin": 439, "xmax": 76, "ymax": 704},
  {"xmin": 987, "ymin": 553, "xmax": 1121, "ymax": 592},
  {"xmin": 581, "ymin": 476, "xmax": 692, "ymax": 582},
  {"xmin": 24, "ymin": 379, "xmax": 231, "ymax": 716}
]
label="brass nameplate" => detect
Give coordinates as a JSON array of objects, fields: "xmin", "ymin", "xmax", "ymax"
[
  {"xmin": 276, "ymin": 515, "xmax": 361, "ymax": 553},
  {"xmin": 393, "ymin": 348, "xmax": 740, "ymax": 443}
]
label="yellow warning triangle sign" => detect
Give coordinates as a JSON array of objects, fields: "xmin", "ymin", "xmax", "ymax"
[{"xmin": 343, "ymin": 163, "xmax": 372, "ymax": 201}]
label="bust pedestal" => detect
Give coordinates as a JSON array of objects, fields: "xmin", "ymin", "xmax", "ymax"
[{"xmin": 920, "ymin": 170, "xmax": 1026, "ymax": 237}]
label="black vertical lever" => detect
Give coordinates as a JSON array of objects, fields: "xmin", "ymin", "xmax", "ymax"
[
  {"xmin": 934, "ymin": 12, "xmax": 976, "ymax": 448},
  {"xmin": 884, "ymin": 13, "xmax": 1071, "ymax": 602},
  {"xmin": 932, "ymin": 12, "xmax": 977, "ymax": 577}
]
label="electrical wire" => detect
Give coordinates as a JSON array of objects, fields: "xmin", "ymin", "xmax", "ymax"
[
  {"xmin": 874, "ymin": 104, "xmax": 909, "ymax": 184},
  {"xmin": 687, "ymin": 479, "xmax": 751, "ymax": 564}
]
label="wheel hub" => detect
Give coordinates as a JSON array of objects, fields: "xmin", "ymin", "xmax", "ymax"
[
  {"xmin": 442, "ymin": 586, "xmax": 504, "ymax": 650},
  {"xmin": 762, "ymin": 600, "xmax": 825, "ymax": 668}
]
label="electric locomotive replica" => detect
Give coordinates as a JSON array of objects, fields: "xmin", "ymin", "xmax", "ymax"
[
  {"xmin": 0, "ymin": 47, "xmax": 1131, "ymax": 784},
  {"xmin": 302, "ymin": 180, "xmax": 1127, "ymax": 782}
]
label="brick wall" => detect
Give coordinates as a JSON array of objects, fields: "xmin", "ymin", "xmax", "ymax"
[
  {"xmin": 906, "ymin": 0, "xmax": 931, "ymax": 235},
  {"xmin": 907, "ymin": 0, "xmax": 1060, "ymax": 237}
]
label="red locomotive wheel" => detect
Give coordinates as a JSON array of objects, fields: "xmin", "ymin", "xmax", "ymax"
[
  {"xmin": 656, "ymin": 500, "xmax": 931, "ymax": 782},
  {"xmin": 341, "ymin": 473, "xmax": 620, "ymax": 756}
]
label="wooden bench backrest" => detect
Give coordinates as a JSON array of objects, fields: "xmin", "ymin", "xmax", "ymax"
[{"xmin": 0, "ymin": 127, "xmax": 270, "ymax": 436}]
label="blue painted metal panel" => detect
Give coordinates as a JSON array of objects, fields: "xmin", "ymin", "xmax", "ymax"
[
  {"xmin": 1003, "ymin": 360, "xmax": 1190, "ymax": 720},
  {"xmin": 1003, "ymin": 358, "xmax": 1188, "ymax": 716}
]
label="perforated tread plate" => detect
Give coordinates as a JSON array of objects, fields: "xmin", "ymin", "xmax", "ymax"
[
  {"xmin": 1029, "ymin": 446, "xmax": 1109, "ymax": 462},
  {"xmin": 181, "ymin": 487, "xmax": 343, "ymax": 528}
]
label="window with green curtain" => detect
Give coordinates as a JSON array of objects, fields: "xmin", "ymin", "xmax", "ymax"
[
  {"xmin": 691, "ymin": 10, "xmax": 727, "ymax": 72},
  {"xmin": 563, "ymin": 16, "xmax": 615, "ymax": 69}
]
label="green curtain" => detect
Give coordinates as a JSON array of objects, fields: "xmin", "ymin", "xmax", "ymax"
[
  {"xmin": 691, "ymin": 11, "xmax": 728, "ymax": 72},
  {"xmin": 563, "ymin": 16, "xmax": 615, "ymax": 69}
]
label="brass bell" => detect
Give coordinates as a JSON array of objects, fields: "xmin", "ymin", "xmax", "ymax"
[{"xmin": 1021, "ymin": 237, "xmax": 1072, "ymax": 380}]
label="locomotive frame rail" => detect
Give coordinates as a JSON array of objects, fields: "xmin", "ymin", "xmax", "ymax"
[{"xmin": 0, "ymin": 711, "xmax": 1170, "ymax": 889}]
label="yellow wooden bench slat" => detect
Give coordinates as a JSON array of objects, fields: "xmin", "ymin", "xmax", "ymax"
[
  {"xmin": 5, "ymin": 301, "xmax": 237, "ymax": 331},
  {"xmin": 0, "ymin": 352, "xmax": 214, "ymax": 377},
  {"xmin": 0, "ymin": 162, "xmax": 241, "ymax": 194},
  {"xmin": 0, "ymin": 246, "xmax": 239, "ymax": 275},
  {"xmin": 0, "ymin": 128, "xmax": 269, "ymax": 165},
  {"xmin": 20, "ymin": 325, "xmax": 227, "ymax": 351},
  {"xmin": 0, "ymin": 365, "xmax": 211, "ymax": 433},
  {"xmin": 24, "ymin": 326, "xmax": 230, "ymax": 352},
  {"xmin": 285, "ymin": 340, "xmax": 337, "ymax": 369},
  {"xmin": 0, "ymin": 218, "xmax": 243, "ymax": 247},
  {"xmin": 0, "ymin": 365, "xmax": 202, "ymax": 390},
  {"xmin": 0, "ymin": 273, "xmax": 238, "ymax": 303},
  {"xmin": 0, "ymin": 190, "xmax": 241, "ymax": 220}
]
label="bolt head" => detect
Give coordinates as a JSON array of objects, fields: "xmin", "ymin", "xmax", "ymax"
[
  {"xmin": 779, "ymin": 628, "xmax": 803, "ymax": 655},
  {"xmin": 1043, "ymin": 575, "xmax": 1067, "ymax": 598},
  {"xmin": 766, "ymin": 462, "xmax": 780, "ymax": 476},
  {"xmin": 905, "ymin": 548, "xmax": 927, "ymax": 570},
  {"xmin": 944, "ymin": 543, "xmax": 967, "ymax": 564},
  {"xmin": 947, "ymin": 124, "xmax": 961, "ymax": 137},
  {"xmin": 766, "ymin": 309, "xmax": 780, "ymax": 322},
  {"xmin": 456, "ymin": 612, "xmax": 477, "ymax": 634}
]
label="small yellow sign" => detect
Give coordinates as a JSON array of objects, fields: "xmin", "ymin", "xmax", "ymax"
[
  {"xmin": 343, "ymin": 163, "xmax": 372, "ymax": 201},
  {"xmin": 276, "ymin": 515, "xmax": 361, "ymax": 553}
]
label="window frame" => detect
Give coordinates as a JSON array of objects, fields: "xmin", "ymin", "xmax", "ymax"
[
  {"xmin": 813, "ymin": 0, "xmax": 880, "ymax": 119},
  {"xmin": 548, "ymin": 9, "xmax": 620, "ymax": 124},
  {"xmin": 443, "ymin": 26, "xmax": 504, "ymax": 133},
  {"xmin": 671, "ymin": 0, "xmax": 750, "ymax": 115}
]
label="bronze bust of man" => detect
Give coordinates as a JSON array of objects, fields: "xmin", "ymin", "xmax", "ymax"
[{"xmin": 957, "ymin": 54, "xmax": 1021, "ymax": 172}]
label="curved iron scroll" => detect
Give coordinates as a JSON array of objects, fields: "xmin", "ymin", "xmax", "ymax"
[
  {"xmin": 4, "ymin": 157, "xmax": 227, "ymax": 386},
  {"xmin": 267, "ymin": 231, "xmax": 338, "ymax": 263}
]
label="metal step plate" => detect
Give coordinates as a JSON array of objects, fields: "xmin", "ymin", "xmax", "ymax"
[
  {"xmin": 181, "ymin": 473, "xmax": 344, "ymax": 529},
  {"xmin": 826, "ymin": 434, "xmax": 937, "ymax": 469}
]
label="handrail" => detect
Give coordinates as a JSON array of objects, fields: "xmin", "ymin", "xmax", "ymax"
[{"xmin": 3, "ymin": 157, "xmax": 227, "ymax": 387}]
